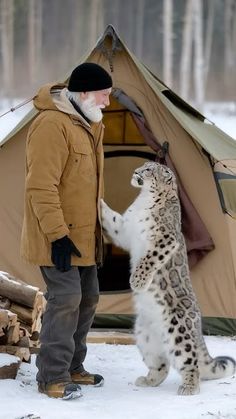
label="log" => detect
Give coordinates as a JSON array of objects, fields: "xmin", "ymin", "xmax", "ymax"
[
  {"xmin": 6, "ymin": 322, "xmax": 20, "ymax": 345},
  {"xmin": 19, "ymin": 326, "xmax": 30, "ymax": 338},
  {"xmin": 0, "ymin": 354, "xmax": 21, "ymax": 379},
  {"xmin": 0, "ymin": 296, "xmax": 11, "ymax": 310},
  {"xmin": 21, "ymin": 309, "xmax": 43, "ymax": 335},
  {"xmin": 30, "ymin": 331, "xmax": 40, "ymax": 342},
  {"xmin": 0, "ymin": 335, "xmax": 8, "ymax": 345},
  {"xmin": 0, "ymin": 345, "xmax": 30, "ymax": 362},
  {"xmin": 10, "ymin": 303, "xmax": 37, "ymax": 326},
  {"xmin": 16, "ymin": 336, "xmax": 30, "ymax": 348},
  {"xmin": 6, "ymin": 310, "xmax": 17, "ymax": 326},
  {"xmin": 0, "ymin": 309, "xmax": 9, "ymax": 330},
  {"xmin": 31, "ymin": 309, "xmax": 43, "ymax": 334},
  {"xmin": 0, "ymin": 272, "xmax": 40, "ymax": 308},
  {"xmin": 0, "ymin": 309, "xmax": 17, "ymax": 338}
]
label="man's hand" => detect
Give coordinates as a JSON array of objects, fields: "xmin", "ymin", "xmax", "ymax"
[{"xmin": 51, "ymin": 236, "xmax": 81, "ymax": 272}]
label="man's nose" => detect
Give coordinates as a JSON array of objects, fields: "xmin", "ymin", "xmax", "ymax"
[{"xmin": 104, "ymin": 96, "xmax": 110, "ymax": 106}]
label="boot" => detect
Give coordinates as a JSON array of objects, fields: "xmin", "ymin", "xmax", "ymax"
[
  {"xmin": 71, "ymin": 370, "xmax": 104, "ymax": 387},
  {"xmin": 38, "ymin": 381, "xmax": 82, "ymax": 400}
]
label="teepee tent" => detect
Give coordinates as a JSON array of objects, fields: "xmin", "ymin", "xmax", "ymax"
[{"xmin": 1, "ymin": 25, "xmax": 236, "ymax": 335}]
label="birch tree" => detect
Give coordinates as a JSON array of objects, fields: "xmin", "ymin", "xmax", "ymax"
[
  {"xmin": 179, "ymin": 0, "xmax": 194, "ymax": 101},
  {"xmin": 204, "ymin": 0, "xmax": 215, "ymax": 88},
  {"xmin": 89, "ymin": 0, "xmax": 104, "ymax": 47},
  {"xmin": 163, "ymin": 0, "xmax": 173, "ymax": 87},
  {"xmin": 193, "ymin": 0, "xmax": 204, "ymax": 110},
  {"xmin": 1, "ymin": 0, "xmax": 14, "ymax": 96},
  {"xmin": 224, "ymin": 0, "xmax": 234, "ymax": 84},
  {"xmin": 71, "ymin": 0, "xmax": 88, "ymax": 63},
  {"xmin": 232, "ymin": 1, "xmax": 236, "ymax": 66},
  {"xmin": 28, "ymin": 0, "xmax": 42, "ymax": 85},
  {"xmin": 135, "ymin": 0, "xmax": 145, "ymax": 59}
]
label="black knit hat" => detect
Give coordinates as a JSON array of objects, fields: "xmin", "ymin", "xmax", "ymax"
[{"xmin": 68, "ymin": 62, "xmax": 113, "ymax": 92}]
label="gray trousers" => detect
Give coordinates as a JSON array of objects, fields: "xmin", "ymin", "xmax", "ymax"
[{"xmin": 36, "ymin": 265, "xmax": 99, "ymax": 385}]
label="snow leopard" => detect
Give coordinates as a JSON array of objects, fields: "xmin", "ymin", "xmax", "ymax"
[{"xmin": 101, "ymin": 161, "xmax": 236, "ymax": 395}]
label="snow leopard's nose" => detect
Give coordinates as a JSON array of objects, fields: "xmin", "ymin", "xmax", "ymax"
[{"xmin": 134, "ymin": 172, "xmax": 143, "ymax": 185}]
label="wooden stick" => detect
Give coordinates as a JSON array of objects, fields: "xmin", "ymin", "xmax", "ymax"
[
  {"xmin": 0, "ymin": 272, "xmax": 40, "ymax": 308},
  {"xmin": 7, "ymin": 322, "xmax": 20, "ymax": 345},
  {"xmin": 10, "ymin": 303, "xmax": 37, "ymax": 326}
]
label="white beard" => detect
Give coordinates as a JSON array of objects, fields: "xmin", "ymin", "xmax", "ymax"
[{"xmin": 67, "ymin": 91, "xmax": 104, "ymax": 123}]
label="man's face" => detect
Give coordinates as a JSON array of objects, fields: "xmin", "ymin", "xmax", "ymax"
[
  {"xmin": 79, "ymin": 88, "xmax": 112, "ymax": 122},
  {"xmin": 81, "ymin": 88, "xmax": 112, "ymax": 108},
  {"xmin": 85, "ymin": 88, "xmax": 111, "ymax": 109}
]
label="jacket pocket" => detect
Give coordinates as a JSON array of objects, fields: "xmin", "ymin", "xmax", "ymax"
[
  {"xmin": 71, "ymin": 142, "xmax": 94, "ymax": 175},
  {"xmin": 71, "ymin": 142, "xmax": 92, "ymax": 155},
  {"xmin": 62, "ymin": 142, "xmax": 93, "ymax": 179}
]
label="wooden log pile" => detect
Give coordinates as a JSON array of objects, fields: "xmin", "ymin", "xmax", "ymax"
[{"xmin": 0, "ymin": 271, "xmax": 46, "ymax": 378}]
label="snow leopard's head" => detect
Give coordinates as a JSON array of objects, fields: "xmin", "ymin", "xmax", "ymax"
[{"xmin": 131, "ymin": 161, "xmax": 177, "ymax": 191}]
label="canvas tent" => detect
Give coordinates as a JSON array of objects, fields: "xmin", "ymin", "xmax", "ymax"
[{"xmin": 1, "ymin": 25, "xmax": 236, "ymax": 335}]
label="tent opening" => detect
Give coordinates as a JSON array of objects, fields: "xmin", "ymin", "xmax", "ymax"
[{"xmin": 98, "ymin": 93, "xmax": 156, "ymax": 293}]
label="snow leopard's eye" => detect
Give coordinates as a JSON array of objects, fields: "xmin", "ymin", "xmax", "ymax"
[{"xmin": 144, "ymin": 168, "xmax": 153, "ymax": 177}]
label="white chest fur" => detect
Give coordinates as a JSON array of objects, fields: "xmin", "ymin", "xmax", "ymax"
[{"xmin": 121, "ymin": 193, "xmax": 153, "ymax": 267}]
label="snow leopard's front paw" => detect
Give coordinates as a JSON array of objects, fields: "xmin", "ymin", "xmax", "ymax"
[
  {"xmin": 100, "ymin": 199, "xmax": 111, "ymax": 229},
  {"xmin": 130, "ymin": 271, "xmax": 154, "ymax": 292}
]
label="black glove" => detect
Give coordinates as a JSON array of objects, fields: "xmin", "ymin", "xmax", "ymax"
[{"xmin": 51, "ymin": 236, "xmax": 81, "ymax": 272}]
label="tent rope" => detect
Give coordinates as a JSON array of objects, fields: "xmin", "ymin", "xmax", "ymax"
[{"xmin": 0, "ymin": 97, "xmax": 34, "ymax": 119}]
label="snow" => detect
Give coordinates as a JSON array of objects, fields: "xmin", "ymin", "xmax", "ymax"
[
  {"xmin": 0, "ymin": 354, "xmax": 20, "ymax": 368},
  {"xmin": 0, "ymin": 337, "xmax": 236, "ymax": 419},
  {"xmin": 0, "ymin": 98, "xmax": 33, "ymax": 145},
  {"xmin": 204, "ymin": 102, "xmax": 236, "ymax": 141}
]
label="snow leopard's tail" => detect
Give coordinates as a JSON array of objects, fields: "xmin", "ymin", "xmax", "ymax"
[{"xmin": 199, "ymin": 355, "xmax": 236, "ymax": 380}]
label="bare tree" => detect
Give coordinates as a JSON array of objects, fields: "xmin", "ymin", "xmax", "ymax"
[
  {"xmin": 89, "ymin": 0, "xmax": 104, "ymax": 47},
  {"xmin": 0, "ymin": 0, "xmax": 14, "ymax": 97},
  {"xmin": 232, "ymin": 1, "xmax": 236, "ymax": 66},
  {"xmin": 135, "ymin": 0, "xmax": 145, "ymax": 59},
  {"xmin": 163, "ymin": 0, "xmax": 173, "ymax": 87},
  {"xmin": 71, "ymin": 0, "xmax": 88, "ymax": 63},
  {"xmin": 28, "ymin": 0, "xmax": 42, "ymax": 85},
  {"xmin": 224, "ymin": 0, "xmax": 234, "ymax": 84},
  {"xmin": 204, "ymin": 0, "xmax": 215, "ymax": 88},
  {"xmin": 109, "ymin": 0, "xmax": 120, "ymax": 30},
  {"xmin": 193, "ymin": 0, "xmax": 205, "ymax": 110},
  {"xmin": 179, "ymin": 0, "xmax": 194, "ymax": 101}
]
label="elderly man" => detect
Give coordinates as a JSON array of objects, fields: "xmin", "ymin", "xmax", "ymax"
[{"xmin": 21, "ymin": 63, "xmax": 112, "ymax": 399}]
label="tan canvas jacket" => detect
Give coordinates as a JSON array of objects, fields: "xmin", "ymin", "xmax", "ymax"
[{"xmin": 20, "ymin": 83, "xmax": 104, "ymax": 266}]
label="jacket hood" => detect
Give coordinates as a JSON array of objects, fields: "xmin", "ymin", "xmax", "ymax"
[
  {"xmin": 33, "ymin": 83, "xmax": 64, "ymax": 111},
  {"xmin": 33, "ymin": 83, "xmax": 90, "ymax": 125}
]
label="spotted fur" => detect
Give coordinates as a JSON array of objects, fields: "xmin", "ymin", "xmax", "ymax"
[{"xmin": 101, "ymin": 161, "xmax": 236, "ymax": 395}]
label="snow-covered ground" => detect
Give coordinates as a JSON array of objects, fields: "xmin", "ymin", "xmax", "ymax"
[{"xmin": 0, "ymin": 337, "xmax": 236, "ymax": 419}]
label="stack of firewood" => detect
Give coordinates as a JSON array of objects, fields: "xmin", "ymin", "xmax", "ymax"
[{"xmin": 0, "ymin": 271, "xmax": 46, "ymax": 377}]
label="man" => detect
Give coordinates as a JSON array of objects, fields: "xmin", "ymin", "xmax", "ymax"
[{"xmin": 20, "ymin": 63, "xmax": 112, "ymax": 399}]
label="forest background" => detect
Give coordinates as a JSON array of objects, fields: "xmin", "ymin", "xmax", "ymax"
[{"xmin": 0, "ymin": 0, "xmax": 236, "ymax": 113}]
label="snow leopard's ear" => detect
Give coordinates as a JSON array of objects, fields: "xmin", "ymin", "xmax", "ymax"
[{"xmin": 158, "ymin": 164, "xmax": 175, "ymax": 185}]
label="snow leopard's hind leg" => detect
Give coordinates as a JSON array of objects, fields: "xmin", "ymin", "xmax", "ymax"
[{"xmin": 134, "ymin": 315, "xmax": 170, "ymax": 387}]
